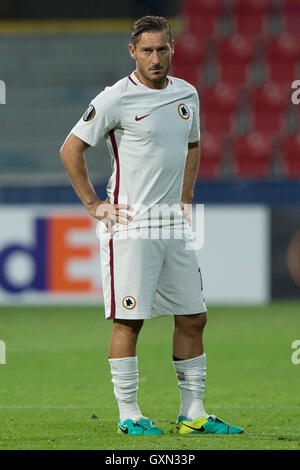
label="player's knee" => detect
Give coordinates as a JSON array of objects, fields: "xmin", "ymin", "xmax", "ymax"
[
  {"xmin": 198, "ymin": 312, "xmax": 207, "ymax": 329},
  {"xmin": 190, "ymin": 312, "xmax": 207, "ymax": 334},
  {"xmin": 113, "ymin": 319, "xmax": 144, "ymax": 337},
  {"xmin": 177, "ymin": 312, "xmax": 207, "ymax": 336}
]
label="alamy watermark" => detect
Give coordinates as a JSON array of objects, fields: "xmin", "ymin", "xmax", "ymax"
[
  {"xmin": 291, "ymin": 340, "xmax": 300, "ymax": 365},
  {"xmin": 0, "ymin": 340, "xmax": 6, "ymax": 364},
  {"xmin": 291, "ymin": 80, "xmax": 300, "ymax": 105},
  {"xmin": 95, "ymin": 202, "xmax": 205, "ymax": 250},
  {"xmin": 0, "ymin": 80, "xmax": 6, "ymax": 104}
]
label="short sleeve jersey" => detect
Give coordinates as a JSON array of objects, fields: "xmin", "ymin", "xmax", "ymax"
[{"xmin": 71, "ymin": 71, "xmax": 200, "ymax": 230}]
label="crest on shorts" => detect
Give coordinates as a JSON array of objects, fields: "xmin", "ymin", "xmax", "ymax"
[
  {"xmin": 83, "ymin": 104, "xmax": 96, "ymax": 122},
  {"xmin": 177, "ymin": 103, "xmax": 190, "ymax": 120},
  {"xmin": 122, "ymin": 296, "xmax": 136, "ymax": 310}
]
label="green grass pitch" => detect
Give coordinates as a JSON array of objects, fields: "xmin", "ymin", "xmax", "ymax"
[{"xmin": 0, "ymin": 301, "xmax": 300, "ymax": 450}]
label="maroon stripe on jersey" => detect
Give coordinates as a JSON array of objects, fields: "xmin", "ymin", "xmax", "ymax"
[
  {"xmin": 109, "ymin": 237, "xmax": 116, "ymax": 319},
  {"xmin": 128, "ymin": 75, "xmax": 137, "ymax": 86},
  {"xmin": 108, "ymin": 130, "xmax": 119, "ymax": 319},
  {"xmin": 109, "ymin": 130, "xmax": 120, "ymax": 205}
]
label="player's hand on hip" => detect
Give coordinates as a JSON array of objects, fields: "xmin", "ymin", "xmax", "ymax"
[
  {"xmin": 180, "ymin": 201, "xmax": 192, "ymax": 226},
  {"xmin": 89, "ymin": 198, "xmax": 133, "ymax": 232}
]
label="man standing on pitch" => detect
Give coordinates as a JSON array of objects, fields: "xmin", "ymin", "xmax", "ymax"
[{"xmin": 60, "ymin": 16, "xmax": 243, "ymax": 436}]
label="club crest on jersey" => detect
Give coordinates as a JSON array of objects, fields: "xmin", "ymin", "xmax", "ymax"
[
  {"xmin": 83, "ymin": 104, "xmax": 96, "ymax": 122},
  {"xmin": 177, "ymin": 103, "xmax": 190, "ymax": 120},
  {"xmin": 122, "ymin": 296, "xmax": 136, "ymax": 310}
]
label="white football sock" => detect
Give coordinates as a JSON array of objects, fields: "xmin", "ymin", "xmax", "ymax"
[
  {"xmin": 108, "ymin": 356, "xmax": 144, "ymax": 423},
  {"xmin": 173, "ymin": 353, "xmax": 209, "ymax": 420}
]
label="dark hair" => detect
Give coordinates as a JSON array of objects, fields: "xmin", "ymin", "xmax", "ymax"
[{"xmin": 131, "ymin": 16, "xmax": 172, "ymax": 47}]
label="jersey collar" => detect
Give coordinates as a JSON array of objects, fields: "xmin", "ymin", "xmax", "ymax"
[{"xmin": 128, "ymin": 71, "xmax": 172, "ymax": 90}]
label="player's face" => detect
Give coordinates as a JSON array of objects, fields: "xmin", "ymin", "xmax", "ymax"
[{"xmin": 129, "ymin": 30, "xmax": 174, "ymax": 89}]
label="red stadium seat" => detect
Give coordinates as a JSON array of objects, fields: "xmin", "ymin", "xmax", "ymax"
[
  {"xmin": 283, "ymin": 0, "xmax": 300, "ymax": 36},
  {"xmin": 233, "ymin": 0, "xmax": 272, "ymax": 38},
  {"xmin": 183, "ymin": 0, "xmax": 223, "ymax": 16},
  {"xmin": 282, "ymin": 134, "xmax": 300, "ymax": 177},
  {"xmin": 266, "ymin": 34, "xmax": 300, "ymax": 84},
  {"xmin": 172, "ymin": 35, "xmax": 207, "ymax": 87},
  {"xmin": 217, "ymin": 35, "xmax": 255, "ymax": 86},
  {"xmin": 201, "ymin": 83, "xmax": 240, "ymax": 135},
  {"xmin": 182, "ymin": 0, "xmax": 222, "ymax": 41},
  {"xmin": 173, "ymin": 34, "xmax": 207, "ymax": 65},
  {"xmin": 171, "ymin": 62, "xmax": 201, "ymax": 87},
  {"xmin": 198, "ymin": 132, "xmax": 223, "ymax": 179},
  {"xmin": 250, "ymin": 82, "xmax": 288, "ymax": 135},
  {"xmin": 233, "ymin": 132, "xmax": 273, "ymax": 178}
]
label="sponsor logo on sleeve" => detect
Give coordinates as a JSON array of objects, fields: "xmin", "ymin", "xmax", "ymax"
[{"xmin": 83, "ymin": 104, "xmax": 96, "ymax": 122}]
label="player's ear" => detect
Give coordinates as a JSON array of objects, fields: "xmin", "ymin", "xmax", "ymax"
[{"xmin": 129, "ymin": 43, "xmax": 136, "ymax": 60}]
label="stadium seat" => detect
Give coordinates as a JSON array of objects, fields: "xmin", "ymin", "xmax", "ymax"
[
  {"xmin": 183, "ymin": 0, "xmax": 223, "ymax": 16},
  {"xmin": 233, "ymin": 132, "xmax": 273, "ymax": 178},
  {"xmin": 233, "ymin": 0, "xmax": 272, "ymax": 38},
  {"xmin": 265, "ymin": 33, "xmax": 300, "ymax": 84},
  {"xmin": 250, "ymin": 82, "xmax": 288, "ymax": 135},
  {"xmin": 171, "ymin": 62, "xmax": 201, "ymax": 87},
  {"xmin": 182, "ymin": 0, "xmax": 222, "ymax": 41},
  {"xmin": 282, "ymin": 134, "xmax": 300, "ymax": 177},
  {"xmin": 173, "ymin": 34, "xmax": 207, "ymax": 64},
  {"xmin": 201, "ymin": 83, "xmax": 240, "ymax": 135},
  {"xmin": 172, "ymin": 35, "xmax": 207, "ymax": 87},
  {"xmin": 217, "ymin": 35, "xmax": 255, "ymax": 86},
  {"xmin": 282, "ymin": 0, "xmax": 300, "ymax": 36},
  {"xmin": 198, "ymin": 132, "xmax": 223, "ymax": 179}
]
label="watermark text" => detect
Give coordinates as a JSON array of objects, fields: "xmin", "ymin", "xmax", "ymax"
[
  {"xmin": 0, "ymin": 80, "xmax": 6, "ymax": 104},
  {"xmin": 95, "ymin": 202, "xmax": 205, "ymax": 250},
  {"xmin": 291, "ymin": 340, "xmax": 300, "ymax": 365},
  {"xmin": 291, "ymin": 80, "xmax": 300, "ymax": 105},
  {"xmin": 0, "ymin": 340, "xmax": 6, "ymax": 364}
]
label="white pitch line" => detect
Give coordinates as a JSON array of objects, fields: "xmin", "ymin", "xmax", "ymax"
[
  {"xmin": 0, "ymin": 405, "xmax": 102, "ymax": 409},
  {"xmin": 0, "ymin": 404, "xmax": 299, "ymax": 409}
]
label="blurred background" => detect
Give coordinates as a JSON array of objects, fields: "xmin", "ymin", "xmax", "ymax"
[{"xmin": 0, "ymin": 0, "xmax": 299, "ymax": 306}]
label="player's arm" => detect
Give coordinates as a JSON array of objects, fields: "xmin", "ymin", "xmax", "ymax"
[
  {"xmin": 60, "ymin": 133, "xmax": 132, "ymax": 227},
  {"xmin": 180, "ymin": 141, "xmax": 200, "ymax": 225},
  {"xmin": 60, "ymin": 133, "xmax": 99, "ymax": 213},
  {"xmin": 181, "ymin": 141, "xmax": 200, "ymax": 205}
]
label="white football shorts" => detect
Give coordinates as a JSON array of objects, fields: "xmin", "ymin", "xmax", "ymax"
[{"xmin": 97, "ymin": 224, "xmax": 207, "ymax": 320}]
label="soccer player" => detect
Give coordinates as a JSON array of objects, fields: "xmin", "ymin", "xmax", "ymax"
[{"xmin": 60, "ymin": 16, "xmax": 243, "ymax": 436}]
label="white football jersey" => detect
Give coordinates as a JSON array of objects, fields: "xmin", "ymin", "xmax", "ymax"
[{"xmin": 70, "ymin": 71, "xmax": 200, "ymax": 231}]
